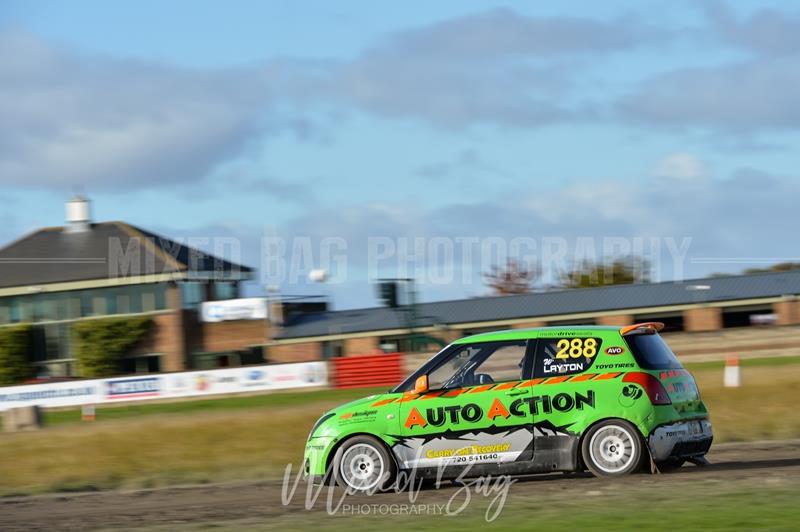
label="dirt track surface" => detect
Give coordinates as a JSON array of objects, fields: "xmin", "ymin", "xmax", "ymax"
[{"xmin": 2, "ymin": 439, "xmax": 799, "ymax": 531}]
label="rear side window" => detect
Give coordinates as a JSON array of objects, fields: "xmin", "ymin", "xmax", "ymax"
[
  {"xmin": 624, "ymin": 333, "xmax": 683, "ymax": 370},
  {"xmin": 533, "ymin": 336, "xmax": 602, "ymax": 378}
]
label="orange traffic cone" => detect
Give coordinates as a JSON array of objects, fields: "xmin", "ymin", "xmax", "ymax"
[
  {"xmin": 724, "ymin": 355, "xmax": 741, "ymax": 388},
  {"xmin": 81, "ymin": 404, "xmax": 96, "ymax": 421}
]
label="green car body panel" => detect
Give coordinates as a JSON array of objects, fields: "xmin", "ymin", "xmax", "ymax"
[{"xmin": 303, "ymin": 325, "xmax": 712, "ymax": 480}]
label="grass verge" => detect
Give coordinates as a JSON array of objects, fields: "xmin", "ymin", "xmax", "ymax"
[{"xmin": 0, "ymin": 363, "xmax": 798, "ymax": 496}]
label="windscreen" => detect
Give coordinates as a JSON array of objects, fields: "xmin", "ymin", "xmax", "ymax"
[{"xmin": 624, "ymin": 333, "xmax": 683, "ymax": 370}]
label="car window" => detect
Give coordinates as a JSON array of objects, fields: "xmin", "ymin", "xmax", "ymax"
[
  {"xmin": 534, "ymin": 336, "xmax": 602, "ymax": 378},
  {"xmin": 624, "ymin": 333, "xmax": 683, "ymax": 370},
  {"xmin": 427, "ymin": 341, "xmax": 528, "ymax": 390}
]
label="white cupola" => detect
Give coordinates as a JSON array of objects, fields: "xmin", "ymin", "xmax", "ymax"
[{"xmin": 65, "ymin": 195, "xmax": 92, "ymax": 233}]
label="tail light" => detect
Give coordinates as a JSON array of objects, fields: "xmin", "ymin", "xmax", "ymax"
[{"xmin": 622, "ymin": 372, "xmax": 672, "ymax": 405}]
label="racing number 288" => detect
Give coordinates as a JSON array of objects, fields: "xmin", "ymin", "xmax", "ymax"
[{"xmin": 555, "ymin": 338, "xmax": 598, "ymax": 359}]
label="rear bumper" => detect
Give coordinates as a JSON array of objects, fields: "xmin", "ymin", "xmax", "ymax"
[{"xmin": 648, "ymin": 419, "xmax": 713, "ymax": 462}]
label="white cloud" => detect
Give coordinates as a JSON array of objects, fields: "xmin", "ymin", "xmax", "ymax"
[
  {"xmin": 653, "ymin": 153, "xmax": 708, "ymax": 179},
  {"xmin": 315, "ymin": 9, "xmax": 657, "ymax": 128},
  {"xmin": 0, "ymin": 30, "xmax": 275, "ymax": 191}
]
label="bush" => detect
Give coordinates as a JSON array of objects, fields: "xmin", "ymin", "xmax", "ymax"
[
  {"xmin": 73, "ymin": 317, "xmax": 153, "ymax": 377},
  {"xmin": 0, "ymin": 325, "xmax": 34, "ymax": 385}
]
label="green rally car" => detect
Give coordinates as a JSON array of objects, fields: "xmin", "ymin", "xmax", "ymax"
[{"xmin": 304, "ymin": 322, "xmax": 712, "ymax": 491}]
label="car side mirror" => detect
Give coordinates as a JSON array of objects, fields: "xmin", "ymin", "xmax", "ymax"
[
  {"xmin": 475, "ymin": 373, "xmax": 494, "ymax": 385},
  {"xmin": 414, "ymin": 375, "xmax": 429, "ymax": 394}
]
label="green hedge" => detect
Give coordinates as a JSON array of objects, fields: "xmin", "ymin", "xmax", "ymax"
[
  {"xmin": 0, "ymin": 325, "xmax": 34, "ymax": 385},
  {"xmin": 72, "ymin": 317, "xmax": 153, "ymax": 377}
]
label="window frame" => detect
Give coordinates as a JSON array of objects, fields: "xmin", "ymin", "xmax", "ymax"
[{"xmin": 393, "ymin": 339, "xmax": 535, "ymax": 393}]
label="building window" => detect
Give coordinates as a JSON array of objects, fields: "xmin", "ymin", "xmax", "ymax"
[
  {"xmin": 322, "ymin": 340, "xmax": 345, "ymax": 359},
  {"xmin": 379, "ymin": 336, "xmax": 409, "ymax": 353},
  {"xmin": 65, "ymin": 297, "xmax": 80, "ymax": 320},
  {"xmin": 117, "ymin": 292, "xmax": 130, "ymax": 314},
  {"xmin": 154, "ymin": 283, "xmax": 166, "ymax": 310},
  {"xmin": 213, "ymin": 282, "xmax": 237, "ymax": 301},
  {"xmin": 142, "ymin": 291, "xmax": 156, "ymax": 312},
  {"xmin": 181, "ymin": 282, "xmax": 206, "ymax": 310},
  {"xmin": 128, "ymin": 286, "xmax": 143, "ymax": 313},
  {"xmin": 120, "ymin": 355, "xmax": 162, "ymax": 375},
  {"xmin": 31, "ymin": 324, "xmax": 71, "ymax": 362},
  {"xmin": 633, "ymin": 313, "xmax": 685, "ymax": 333},
  {"xmin": 721, "ymin": 305, "xmax": 775, "ymax": 328},
  {"xmin": 93, "ymin": 295, "xmax": 107, "ymax": 315}
]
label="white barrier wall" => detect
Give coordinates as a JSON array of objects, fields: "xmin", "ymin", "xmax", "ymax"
[{"xmin": 0, "ymin": 361, "xmax": 327, "ymax": 412}]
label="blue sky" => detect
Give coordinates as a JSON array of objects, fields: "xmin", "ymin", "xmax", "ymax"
[{"xmin": 2, "ymin": 1, "xmax": 800, "ymax": 307}]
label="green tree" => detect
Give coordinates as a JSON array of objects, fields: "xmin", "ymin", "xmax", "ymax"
[
  {"xmin": 743, "ymin": 262, "xmax": 800, "ymax": 274},
  {"xmin": 73, "ymin": 317, "xmax": 153, "ymax": 377},
  {"xmin": 0, "ymin": 325, "xmax": 34, "ymax": 385},
  {"xmin": 560, "ymin": 257, "xmax": 649, "ymax": 289}
]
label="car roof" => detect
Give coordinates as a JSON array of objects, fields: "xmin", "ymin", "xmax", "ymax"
[{"xmin": 452, "ymin": 325, "xmax": 621, "ymax": 344}]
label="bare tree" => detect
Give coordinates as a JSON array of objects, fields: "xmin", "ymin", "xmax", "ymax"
[{"xmin": 484, "ymin": 258, "xmax": 539, "ymax": 295}]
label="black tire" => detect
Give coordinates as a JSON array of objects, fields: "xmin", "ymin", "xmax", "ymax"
[
  {"xmin": 332, "ymin": 435, "xmax": 396, "ymax": 493},
  {"xmin": 581, "ymin": 419, "xmax": 643, "ymax": 478}
]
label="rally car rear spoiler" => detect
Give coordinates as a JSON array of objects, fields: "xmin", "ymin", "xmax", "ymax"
[{"xmin": 620, "ymin": 322, "xmax": 665, "ymax": 336}]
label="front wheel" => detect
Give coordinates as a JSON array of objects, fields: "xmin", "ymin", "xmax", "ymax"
[
  {"xmin": 332, "ymin": 435, "xmax": 396, "ymax": 493},
  {"xmin": 582, "ymin": 420, "xmax": 643, "ymax": 477}
]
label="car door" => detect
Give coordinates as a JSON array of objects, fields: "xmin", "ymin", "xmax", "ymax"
[
  {"xmin": 529, "ymin": 332, "xmax": 604, "ymax": 468},
  {"xmin": 393, "ymin": 340, "xmax": 535, "ymax": 470}
]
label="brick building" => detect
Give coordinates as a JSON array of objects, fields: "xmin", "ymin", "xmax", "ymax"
[
  {"xmin": 267, "ymin": 271, "xmax": 800, "ymax": 361},
  {"xmin": 0, "ymin": 197, "xmax": 266, "ymax": 376},
  {"xmin": 3, "ymin": 198, "xmax": 800, "ymax": 374}
]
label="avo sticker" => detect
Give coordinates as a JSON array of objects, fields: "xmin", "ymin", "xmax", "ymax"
[{"xmin": 605, "ymin": 346, "xmax": 625, "ymax": 355}]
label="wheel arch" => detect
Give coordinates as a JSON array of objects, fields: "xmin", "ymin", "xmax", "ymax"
[
  {"xmin": 324, "ymin": 432, "xmax": 399, "ymax": 477},
  {"xmin": 575, "ymin": 416, "xmax": 651, "ymax": 470}
]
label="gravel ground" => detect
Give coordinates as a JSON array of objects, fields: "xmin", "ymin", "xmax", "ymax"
[{"xmin": 1, "ymin": 439, "xmax": 799, "ymax": 531}]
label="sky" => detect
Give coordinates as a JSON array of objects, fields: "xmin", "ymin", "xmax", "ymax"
[{"xmin": 1, "ymin": 0, "xmax": 800, "ymax": 308}]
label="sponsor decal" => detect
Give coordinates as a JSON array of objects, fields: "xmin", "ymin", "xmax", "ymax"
[
  {"xmin": 595, "ymin": 362, "xmax": 635, "ymax": 370},
  {"xmin": 622, "ymin": 384, "xmax": 643, "ymax": 400},
  {"xmin": 425, "ymin": 442, "xmax": 511, "ymax": 459},
  {"xmin": 0, "ymin": 386, "xmax": 96, "ymax": 404},
  {"xmin": 404, "ymin": 391, "xmax": 595, "ymax": 429},
  {"xmin": 619, "ymin": 383, "xmax": 643, "ymax": 407},
  {"xmin": 543, "ymin": 360, "xmax": 585, "ymax": 374},
  {"xmin": 200, "ymin": 297, "xmax": 268, "ymax": 323},
  {"xmin": 107, "ymin": 377, "xmax": 160, "ymax": 399},
  {"xmin": 340, "ymin": 409, "xmax": 378, "ymax": 423},
  {"xmin": 303, "ymin": 365, "xmax": 324, "ymax": 384},
  {"xmin": 392, "ymin": 426, "xmax": 535, "ymax": 467},
  {"xmin": 196, "ymin": 374, "xmax": 210, "ymax": 391},
  {"xmin": 171, "ymin": 376, "xmax": 189, "ymax": 393},
  {"xmin": 605, "ymin": 346, "xmax": 625, "ymax": 355},
  {"xmin": 242, "ymin": 368, "xmax": 270, "ymax": 387}
]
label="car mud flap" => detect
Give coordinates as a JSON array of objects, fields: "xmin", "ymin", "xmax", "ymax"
[
  {"xmin": 649, "ymin": 453, "xmax": 660, "ymax": 474},
  {"xmin": 687, "ymin": 455, "xmax": 710, "ymax": 467}
]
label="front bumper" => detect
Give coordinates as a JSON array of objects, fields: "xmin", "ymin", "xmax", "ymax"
[
  {"xmin": 304, "ymin": 437, "xmax": 334, "ymax": 478},
  {"xmin": 648, "ymin": 419, "xmax": 713, "ymax": 462}
]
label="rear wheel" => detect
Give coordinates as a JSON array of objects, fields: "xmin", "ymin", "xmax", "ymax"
[
  {"xmin": 332, "ymin": 435, "xmax": 396, "ymax": 493},
  {"xmin": 582, "ymin": 420, "xmax": 643, "ymax": 477}
]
